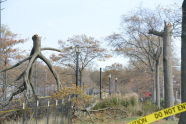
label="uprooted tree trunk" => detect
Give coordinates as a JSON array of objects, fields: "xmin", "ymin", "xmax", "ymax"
[
  {"xmin": 0, "ymin": 34, "xmax": 63, "ymax": 106},
  {"xmin": 149, "ymin": 22, "xmax": 174, "ymax": 120}
]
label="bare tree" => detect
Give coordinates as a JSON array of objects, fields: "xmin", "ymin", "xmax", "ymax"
[
  {"xmin": 51, "ymin": 35, "xmax": 109, "ymax": 87},
  {"xmin": 107, "ymin": 8, "xmax": 164, "ymax": 107},
  {"xmin": 0, "ymin": 25, "xmax": 25, "ymax": 100},
  {"xmin": 179, "ymin": 0, "xmax": 186, "ymax": 123},
  {"xmin": 0, "ymin": 34, "xmax": 63, "ymax": 106},
  {"xmin": 107, "ymin": 5, "xmax": 181, "ymax": 109}
]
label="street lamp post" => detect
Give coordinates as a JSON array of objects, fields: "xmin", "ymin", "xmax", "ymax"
[
  {"xmin": 75, "ymin": 45, "xmax": 80, "ymax": 87},
  {"xmin": 115, "ymin": 77, "xmax": 118, "ymax": 94},
  {"xmin": 108, "ymin": 74, "xmax": 111, "ymax": 96},
  {"xmin": 100, "ymin": 68, "xmax": 102, "ymax": 99}
]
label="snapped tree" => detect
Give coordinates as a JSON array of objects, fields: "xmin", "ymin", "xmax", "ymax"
[{"xmin": 149, "ymin": 22, "xmax": 175, "ymax": 115}]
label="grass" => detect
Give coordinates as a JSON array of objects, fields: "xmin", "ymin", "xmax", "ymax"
[
  {"xmin": 2, "ymin": 116, "xmax": 70, "ymax": 124},
  {"xmin": 4, "ymin": 116, "xmax": 178, "ymax": 124},
  {"xmin": 78, "ymin": 117, "xmax": 178, "ymax": 124},
  {"xmin": 96, "ymin": 117, "xmax": 179, "ymax": 124},
  {"xmin": 123, "ymin": 117, "xmax": 178, "ymax": 124}
]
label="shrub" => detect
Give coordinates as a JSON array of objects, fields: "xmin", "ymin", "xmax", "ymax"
[{"xmin": 93, "ymin": 93, "xmax": 139, "ymax": 111}]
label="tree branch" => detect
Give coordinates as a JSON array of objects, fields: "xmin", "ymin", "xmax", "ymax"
[
  {"xmin": 0, "ymin": 83, "xmax": 26, "ymax": 107},
  {"xmin": 23, "ymin": 54, "xmax": 38, "ymax": 99},
  {"xmin": 41, "ymin": 48, "xmax": 62, "ymax": 52},
  {"xmin": 0, "ymin": 56, "xmax": 31, "ymax": 73},
  {"xmin": 148, "ymin": 29, "xmax": 164, "ymax": 37},
  {"xmin": 39, "ymin": 54, "xmax": 62, "ymax": 90},
  {"xmin": 41, "ymin": 47, "xmax": 73, "ymax": 52}
]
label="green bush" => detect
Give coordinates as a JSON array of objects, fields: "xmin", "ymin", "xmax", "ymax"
[
  {"xmin": 93, "ymin": 95, "xmax": 138, "ymax": 110},
  {"xmin": 92, "ymin": 94, "xmax": 162, "ymax": 118}
]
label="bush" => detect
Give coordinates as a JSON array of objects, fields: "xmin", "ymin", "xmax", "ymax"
[
  {"xmin": 93, "ymin": 94, "xmax": 138, "ymax": 110},
  {"xmin": 92, "ymin": 93, "xmax": 141, "ymax": 117},
  {"xmin": 93, "ymin": 93, "xmax": 161, "ymax": 117}
]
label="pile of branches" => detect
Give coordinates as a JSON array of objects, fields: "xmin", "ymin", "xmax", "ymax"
[{"xmin": 73, "ymin": 107, "xmax": 128, "ymax": 123}]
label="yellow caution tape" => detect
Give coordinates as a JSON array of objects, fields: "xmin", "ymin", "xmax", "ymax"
[
  {"xmin": 0, "ymin": 108, "xmax": 22, "ymax": 114},
  {"xmin": 128, "ymin": 102, "xmax": 186, "ymax": 124}
]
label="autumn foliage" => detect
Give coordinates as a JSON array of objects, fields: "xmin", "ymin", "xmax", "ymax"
[{"xmin": 52, "ymin": 84, "xmax": 92, "ymax": 106}]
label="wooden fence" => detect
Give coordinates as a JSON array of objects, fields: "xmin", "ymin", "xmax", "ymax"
[{"xmin": 0, "ymin": 98, "xmax": 73, "ymax": 124}]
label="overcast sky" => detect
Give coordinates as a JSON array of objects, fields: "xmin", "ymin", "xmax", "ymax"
[{"xmin": 1, "ymin": 0, "xmax": 183, "ymax": 68}]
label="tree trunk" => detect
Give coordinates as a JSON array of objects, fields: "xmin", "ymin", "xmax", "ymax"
[
  {"xmin": 152, "ymin": 72, "xmax": 156, "ymax": 103},
  {"xmin": 149, "ymin": 22, "xmax": 174, "ymax": 120},
  {"xmin": 155, "ymin": 60, "xmax": 160, "ymax": 108},
  {"xmin": 179, "ymin": 1, "xmax": 186, "ymax": 123},
  {"xmin": 3, "ymin": 58, "xmax": 8, "ymax": 100},
  {"xmin": 2, "ymin": 71, "xmax": 7, "ymax": 100},
  {"xmin": 163, "ymin": 22, "xmax": 174, "ymax": 120},
  {"xmin": 163, "ymin": 22, "xmax": 174, "ymax": 106}
]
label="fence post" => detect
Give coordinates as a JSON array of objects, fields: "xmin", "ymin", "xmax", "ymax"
[
  {"xmin": 46, "ymin": 100, "xmax": 50, "ymax": 124},
  {"xmin": 22, "ymin": 102, "xmax": 26, "ymax": 124},
  {"xmin": 35, "ymin": 100, "xmax": 39, "ymax": 124},
  {"xmin": 68, "ymin": 101, "xmax": 72, "ymax": 124},
  {"xmin": 60, "ymin": 99, "xmax": 64, "ymax": 124},
  {"xmin": 61, "ymin": 99, "xmax": 64, "ymax": 115},
  {"xmin": 55, "ymin": 99, "xmax": 58, "ymax": 123}
]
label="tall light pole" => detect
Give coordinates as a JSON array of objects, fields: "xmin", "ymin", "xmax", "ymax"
[
  {"xmin": 115, "ymin": 77, "xmax": 118, "ymax": 94},
  {"xmin": 108, "ymin": 74, "xmax": 111, "ymax": 96},
  {"xmin": 75, "ymin": 45, "xmax": 80, "ymax": 87},
  {"xmin": 162, "ymin": 80, "xmax": 164, "ymax": 99},
  {"xmin": 99, "ymin": 68, "xmax": 102, "ymax": 99}
]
